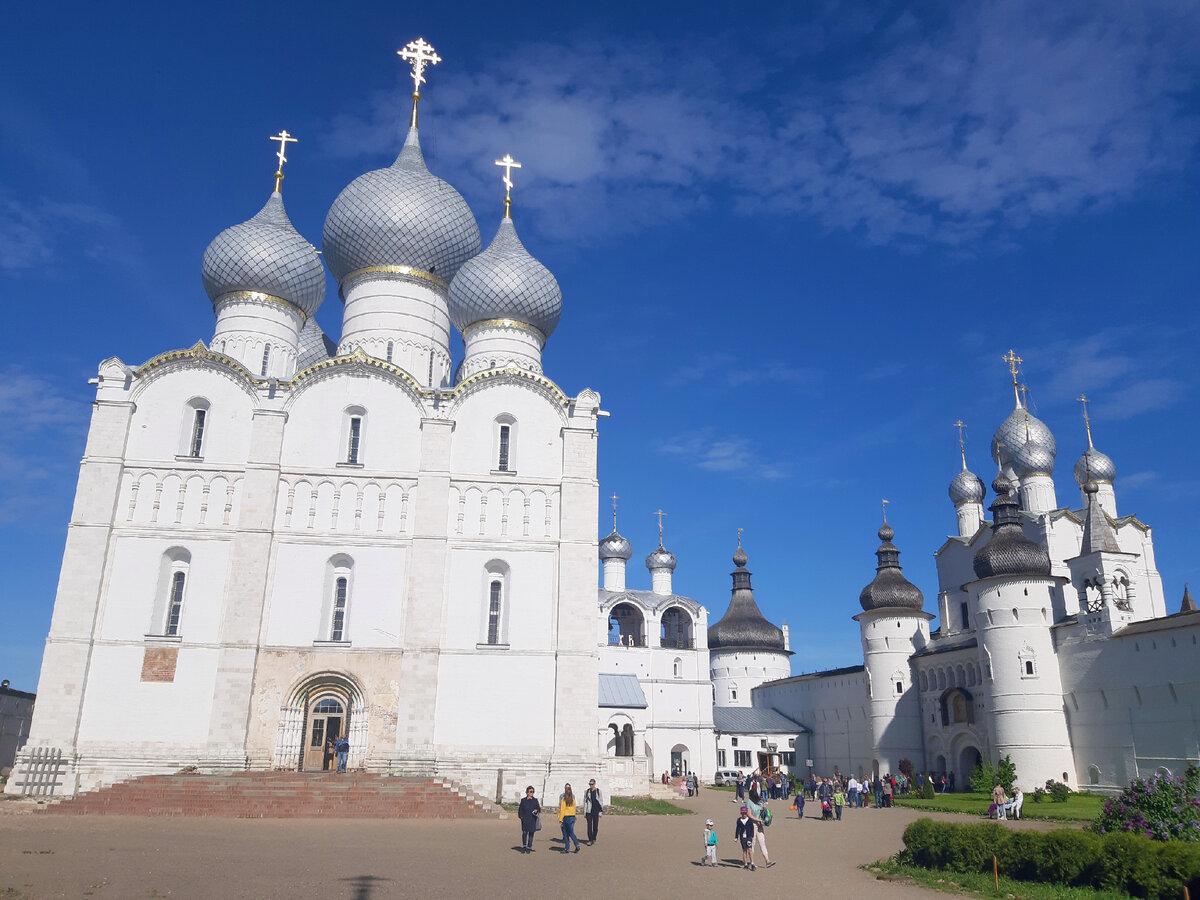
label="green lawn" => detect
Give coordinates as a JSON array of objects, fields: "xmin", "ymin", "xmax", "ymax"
[
  {"xmin": 607, "ymin": 796, "xmax": 692, "ymax": 815},
  {"xmin": 892, "ymin": 791, "xmax": 1105, "ymax": 823}
]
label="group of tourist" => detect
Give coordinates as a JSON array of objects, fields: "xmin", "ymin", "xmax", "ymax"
[
  {"xmin": 990, "ymin": 783, "xmax": 1024, "ymax": 820},
  {"xmin": 733, "ymin": 771, "xmax": 792, "ymax": 803},
  {"xmin": 516, "ymin": 779, "xmax": 604, "ymax": 854}
]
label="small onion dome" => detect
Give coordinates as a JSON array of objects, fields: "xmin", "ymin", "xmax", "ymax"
[
  {"xmin": 646, "ymin": 545, "xmax": 677, "ymax": 572},
  {"xmin": 991, "ymin": 406, "xmax": 1056, "ymax": 470},
  {"xmin": 950, "ymin": 468, "xmax": 986, "ymax": 505},
  {"xmin": 322, "ymin": 128, "xmax": 481, "ymax": 285},
  {"xmin": 1011, "ymin": 433, "xmax": 1056, "ymax": 478},
  {"xmin": 296, "ymin": 317, "xmax": 337, "ymax": 370},
  {"xmin": 599, "ymin": 530, "xmax": 633, "ymax": 561},
  {"xmin": 859, "ymin": 519, "xmax": 924, "ymax": 611},
  {"xmin": 449, "ymin": 217, "xmax": 562, "ymax": 338},
  {"xmin": 973, "ymin": 477, "xmax": 1052, "ymax": 579},
  {"xmin": 708, "ymin": 546, "xmax": 787, "ymax": 652},
  {"xmin": 201, "ymin": 191, "xmax": 325, "ymax": 317},
  {"xmin": 1073, "ymin": 447, "xmax": 1116, "ymax": 485}
]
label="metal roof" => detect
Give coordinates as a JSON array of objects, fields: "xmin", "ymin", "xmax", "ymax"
[
  {"xmin": 598, "ymin": 673, "xmax": 648, "ymax": 709},
  {"xmin": 713, "ymin": 706, "xmax": 808, "ymax": 735}
]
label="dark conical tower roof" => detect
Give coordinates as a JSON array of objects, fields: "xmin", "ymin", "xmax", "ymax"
[
  {"xmin": 708, "ymin": 543, "xmax": 788, "ymax": 653},
  {"xmin": 973, "ymin": 475, "xmax": 1052, "ymax": 579},
  {"xmin": 859, "ymin": 514, "xmax": 924, "ymax": 611},
  {"xmin": 1182, "ymin": 584, "xmax": 1197, "ymax": 614}
]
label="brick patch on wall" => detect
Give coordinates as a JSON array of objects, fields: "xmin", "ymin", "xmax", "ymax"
[{"xmin": 141, "ymin": 648, "xmax": 178, "ymax": 682}]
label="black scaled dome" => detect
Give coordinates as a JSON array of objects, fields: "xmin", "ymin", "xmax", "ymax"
[{"xmin": 708, "ymin": 544, "xmax": 788, "ymax": 653}]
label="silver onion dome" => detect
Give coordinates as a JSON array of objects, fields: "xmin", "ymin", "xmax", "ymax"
[
  {"xmin": 449, "ymin": 217, "xmax": 562, "ymax": 338},
  {"xmin": 1074, "ymin": 447, "xmax": 1116, "ymax": 485},
  {"xmin": 646, "ymin": 545, "xmax": 678, "ymax": 572},
  {"xmin": 991, "ymin": 406, "xmax": 1056, "ymax": 469},
  {"xmin": 859, "ymin": 519, "xmax": 925, "ymax": 612},
  {"xmin": 599, "ymin": 530, "xmax": 633, "ymax": 561},
  {"xmin": 322, "ymin": 128, "xmax": 481, "ymax": 284},
  {"xmin": 201, "ymin": 191, "xmax": 326, "ymax": 317},
  {"xmin": 949, "ymin": 468, "xmax": 986, "ymax": 505},
  {"xmin": 973, "ymin": 477, "xmax": 1052, "ymax": 579},
  {"xmin": 296, "ymin": 317, "xmax": 337, "ymax": 370},
  {"xmin": 1012, "ymin": 433, "xmax": 1056, "ymax": 478}
]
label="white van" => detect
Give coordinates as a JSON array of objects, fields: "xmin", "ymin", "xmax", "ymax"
[{"xmin": 713, "ymin": 769, "xmax": 741, "ymax": 786}]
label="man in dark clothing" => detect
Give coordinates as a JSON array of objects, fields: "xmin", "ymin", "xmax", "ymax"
[
  {"xmin": 334, "ymin": 735, "xmax": 350, "ymax": 773},
  {"xmin": 583, "ymin": 780, "xmax": 603, "ymax": 844}
]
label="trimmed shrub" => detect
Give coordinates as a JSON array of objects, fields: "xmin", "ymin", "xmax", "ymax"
[
  {"xmin": 919, "ymin": 779, "xmax": 935, "ymax": 800},
  {"xmin": 901, "ymin": 817, "xmax": 1200, "ymax": 899}
]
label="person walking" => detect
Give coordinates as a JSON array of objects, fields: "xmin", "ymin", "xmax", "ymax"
[
  {"xmin": 701, "ymin": 819, "xmax": 718, "ymax": 868},
  {"xmin": 736, "ymin": 807, "xmax": 756, "ymax": 870},
  {"xmin": 833, "ymin": 785, "xmax": 845, "ymax": 821},
  {"xmin": 558, "ymin": 784, "xmax": 581, "ymax": 853},
  {"xmin": 846, "ymin": 775, "xmax": 859, "ymax": 809},
  {"xmin": 583, "ymin": 779, "xmax": 603, "ymax": 845},
  {"xmin": 735, "ymin": 773, "xmax": 745, "ymax": 803},
  {"xmin": 745, "ymin": 789, "xmax": 775, "ymax": 868},
  {"xmin": 873, "ymin": 774, "xmax": 883, "ymax": 808},
  {"xmin": 518, "ymin": 786, "xmax": 541, "ymax": 853}
]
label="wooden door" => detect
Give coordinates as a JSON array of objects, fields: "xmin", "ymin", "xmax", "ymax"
[{"xmin": 303, "ymin": 695, "xmax": 346, "ymax": 771}]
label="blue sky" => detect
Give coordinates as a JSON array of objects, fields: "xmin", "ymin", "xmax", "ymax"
[{"xmin": 2, "ymin": 1, "xmax": 1198, "ymax": 691}]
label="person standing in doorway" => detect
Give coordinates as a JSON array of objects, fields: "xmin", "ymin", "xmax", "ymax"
[
  {"xmin": 583, "ymin": 779, "xmax": 603, "ymax": 845},
  {"xmin": 558, "ymin": 784, "xmax": 581, "ymax": 853},
  {"xmin": 334, "ymin": 734, "xmax": 350, "ymax": 773},
  {"xmin": 518, "ymin": 786, "xmax": 540, "ymax": 853}
]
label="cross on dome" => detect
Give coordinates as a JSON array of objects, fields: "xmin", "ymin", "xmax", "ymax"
[
  {"xmin": 610, "ymin": 492, "xmax": 620, "ymax": 530},
  {"xmin": 1002, "ymin": 348, "xmax": 1024, "ymax": 406},
  {"xmin": 398, "ymin": 38, "xmax": 442, "ymax": 126},
  {"xmin": 269, "ymin": 130, "xmax": 298, "ymax": 192},
  {"xmin": 653, "ymin": 508, "xmax": 667, "ymax": 546},
  {"xmin": 495, "ymin": 153, "xmax": 522, "ymax": 218},
  {"xmin": 954, "ymin": 420, "xmax": 967, "ymax": 468},
  {"xmin": 1077, "ymin": 393, "xmax": 1095, "ymax": 448}
]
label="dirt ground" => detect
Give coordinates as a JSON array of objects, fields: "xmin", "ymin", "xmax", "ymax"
[{"xmin": 0, "ymin": 790, "xmax": 1051, "ymax": 899}]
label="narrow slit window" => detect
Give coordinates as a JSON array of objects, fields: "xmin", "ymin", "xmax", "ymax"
[
  {"xmin": 487, "ymin": 580, "xmax": 502, "ymax": 644},
  {"xmin": 260, "ymin": 344, "xmax": 271, "ymax": 377},
  {"xmin": 166, "ymin": 571, "xmax": 186, "ymax": 636},
  {"xmin": 189, "ymin": 408, "xmax": 207, "ymax": 459},
  {"xmin": 386, "ymin": 341, "xmax": 394, "ymax": 363},
  {"xmin": 346, "ymin": 417, "xmax": 362, "ymax": 465},
  {"xmin": 330, "ymin": 576, "xmax": 348, "ymax": 641},
  {"xmin": 960, "ymin": 601, "xmax": 969, "ymax": 630},
  {"xmin": 497, "ymin": 424, "xmax": 511, "ymax": 472}
]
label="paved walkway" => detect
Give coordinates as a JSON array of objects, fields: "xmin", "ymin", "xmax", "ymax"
[{"xmin": 0, "ymin": 790, "xmax": 1050, "ymax": 899}]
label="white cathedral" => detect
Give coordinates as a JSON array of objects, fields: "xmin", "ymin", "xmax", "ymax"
[{"xmin": 9, "ymin": 43, "xmax": 1197, "ymax": 802}]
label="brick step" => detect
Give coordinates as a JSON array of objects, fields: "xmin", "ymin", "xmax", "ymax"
[{"xmin": 43, "ymin": 775, "xmax": 507, "ymax": 819}]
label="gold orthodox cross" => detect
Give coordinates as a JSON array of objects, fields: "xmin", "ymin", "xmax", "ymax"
[
  {"xmin": 398, "ymin": 38, "xmax": 442, "ymax": 126},
  {"xmin": 1002, "ymin": 349, "xmax": 1023, "ymax": 406},
  {"xmin": 495, "ymin": 153, "xmax": 522, "ymax": 218},
  {"xmin": 1077, "ymin": 394, "xmax": 1094, "ymax": 448},
  {"xmin": 737, "ymin": 526, "xmax": 744, "ymax": 548},
  {"xmin": 653, "ymin": 509, "xmax": 667, "ymax": 545},
  {"xmin": 954, "ymin": 420, "xmax": 967, "ymax": 468},
  {"xmin": 610, "ymin": 493, "xmax": 619, "ymax": 530},
  {"xmin": 269, "ymin": 130, "xmax": 298, "ymax": 192}
]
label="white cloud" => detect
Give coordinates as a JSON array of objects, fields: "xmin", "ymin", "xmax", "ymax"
[
  {"xmin": 322, "ymin": 4, "xmax": 1200, "ymax": 249},
  {"xmin": 657, "ymin": 430, "xmax": 789, "ymax": 480},
  {"xmin": 0, "ymin": 195, "xmax": 143, "ymax": 275}
]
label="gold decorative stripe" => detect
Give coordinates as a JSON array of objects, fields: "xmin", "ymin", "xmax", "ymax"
[
  {"xmin": 341, "ymin": 264, "xmax": 448, "ymax": 291},
  {"xmin": 212, "ymin": 290, "xmax": 308, "ymax": 322},
  {"xmin": 462, "ymin": 318, "xmax": 546, "ymax": 341}
]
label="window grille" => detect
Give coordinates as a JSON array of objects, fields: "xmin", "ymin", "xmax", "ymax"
[
  {"xmin": 497, "ymin": 425, "xmax": 511, "ymax": 472},
  {"xmin": 166, "ymin": 571, "xmax": 185, "ymax": 636},
  {"xmin": 386, "ymin": 341, "xmax": 394, "ymax": 363},
  {"xmin": 487, "ymin": 580, "xmax": 502, "ymax": 644},
  {"xmin": 189, "ymin": 409, "xmax": 206, "ymax": 458},
  {"xmin": 347, "ymin": 417, "xmax": 362, "ymax": 465},
  {"xmin": 260, "ymin": 345, "xmax": 271, "ymax": 377},
  {"xmin": 331, "ymin": 577, "xmax": 348, "ymax": 641}
]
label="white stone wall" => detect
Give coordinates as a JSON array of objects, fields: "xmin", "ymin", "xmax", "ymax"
[
  {"xmin": 752, "ymin": 671, "xmax": 873, "ymax": 779},
  {"xmin": 710, "ymin": 649, "xmax": 791, "ymax": 708}
]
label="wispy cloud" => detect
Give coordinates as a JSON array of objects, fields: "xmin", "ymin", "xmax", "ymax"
[
  {"xmin": 657, "ymin": 429, "xmax": 789, "ymax": 480},
  {"xmin": 0, "ymin": 367, "xmax": 89, "ymax": 525},
  {"xmin": 322, "ymin": 3, "xmax": 1200, "ymax": 249},
  {"xmin": 667, "ymin": 353, "xmax": 820, "ymax": 389},
  {"xmin": 0, "ymin": 195, "xmax": 144, "ymax": 276}
]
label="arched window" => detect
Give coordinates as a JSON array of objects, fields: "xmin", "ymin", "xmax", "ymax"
[
  {"xmin": 178, "ymin": 398, "xmax": 211, "ymax": 459},
  {"xmin": 660, "ymin": 607, "xmax": 694, "ymax": 649},
  {"xmin": 621, "ymin": 724, "xmax": 635, "ymax": 757},
  {"xmin": 729, "ymin": 683, "xmax": 739, "ymax": 702},
  {"xmin": 151, "ymin": 547, "xmax": 191, "ymax": 637},
  {"xmin": 330, "ymin": 577, "xmax": 349, "ymax": 641},
  {"xmin": 1018, "ymin": 643, "xmax": 1037, "ymax": 679},
  {"xmin": 481, "ymin": 560, "xmax": 510, "ymax": 646},
  {"xmin": 673, "ymin": 657, "xmax": 682, "ymax": 679},
  {"xmin": 608, "ymin": 603, "xmax": 644, "ymax": 647},
  {"xmin": 260, "ymin": 344, "xmax": 271, "ymax": 377},
  {"xmin": 341, "ymin": 406, "xmax": 366, "ymax": 466},
  {"xmin": 494, "ymin": 414, "xmax": 516, "ymax": 473},
  {"xmin": 320, "ymin": 555, "xmax": 353, "ymax": 643},
  {"xmin": 1088, "ymin": 765, "xmax": 1101, "ymax": 785}
]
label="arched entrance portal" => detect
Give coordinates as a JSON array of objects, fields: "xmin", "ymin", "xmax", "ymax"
[
  {"xmin": 670, "ymin": 743, "xmax": 690, "ymax": 775},
  {"xmin": 275, "ymin": 672, "xmax": 368, "ymax": 771}
]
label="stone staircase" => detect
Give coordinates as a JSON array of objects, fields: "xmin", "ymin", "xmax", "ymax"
[{"xmin": 41, "ymin": 772, "xmax": 509, "ymax": 819}]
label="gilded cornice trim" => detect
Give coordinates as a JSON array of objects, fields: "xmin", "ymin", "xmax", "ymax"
[
  {"xmin": 134, "ymin": 342, "xmax": 261, "ymax": 396},
  {"xmin": 287, "ymin": 348, "xmax": 426, "ymax": 410},
  {"xmin": 462, "ymin": 317, "xmax": 546, "ymax": 342},
  {"xmin": 340, "ymin": 264, "xmax": 449, "ymax": 296},
  {"xmin": 445, "ymin": 362, "xmax": 570, "ymax": 407},
  {"xmin": 212, "ymin": 290, "xmax": 307, "ymax": 322}
]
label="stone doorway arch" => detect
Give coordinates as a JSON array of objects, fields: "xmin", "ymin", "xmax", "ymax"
[{"xmin": 274, "ymin": 672, "xmax": 367, "ymax": 771}]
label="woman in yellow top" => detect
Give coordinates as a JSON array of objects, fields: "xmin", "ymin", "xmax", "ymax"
[{"xmin": 558, "ymin": 783, "xmax": 581, "ymax": 853}]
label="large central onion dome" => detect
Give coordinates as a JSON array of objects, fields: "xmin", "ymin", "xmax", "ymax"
[
  {"xmin": 859, "ymin": 518, "xmax": 925, "ymax": 611},
  {"xmin": 991, "ymin": 405, "xmax": 1056, "ymax": 471},
  {"xmin": 202, "ymin": 191, "xmax": 325, "ymax": 316},
  {"xmin": 973, "ymin": 475, "xmax": 1052, "ymax": 578},
  {"xmin": 708, "ymin": 545, "xmax": 787, "ymax": 652},
  {"xmin": 322, "ymin": 128, "xmax": 481, "ymax": 285},
  {"xmin": 449, "ymin": 217, "xmax": 562, "ymax": 337}
]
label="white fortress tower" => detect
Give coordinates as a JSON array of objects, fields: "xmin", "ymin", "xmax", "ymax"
[
  {"xmin": 969, "ymin": 474, "xmax": 1076, "ymax": 786},
  {"xmin": 708, "ymin": 542, "xmax": 791, "ymax": 708},
  {"xmin": 854, "ymin": 512, "xmax": 931, "ymax": 775}
]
